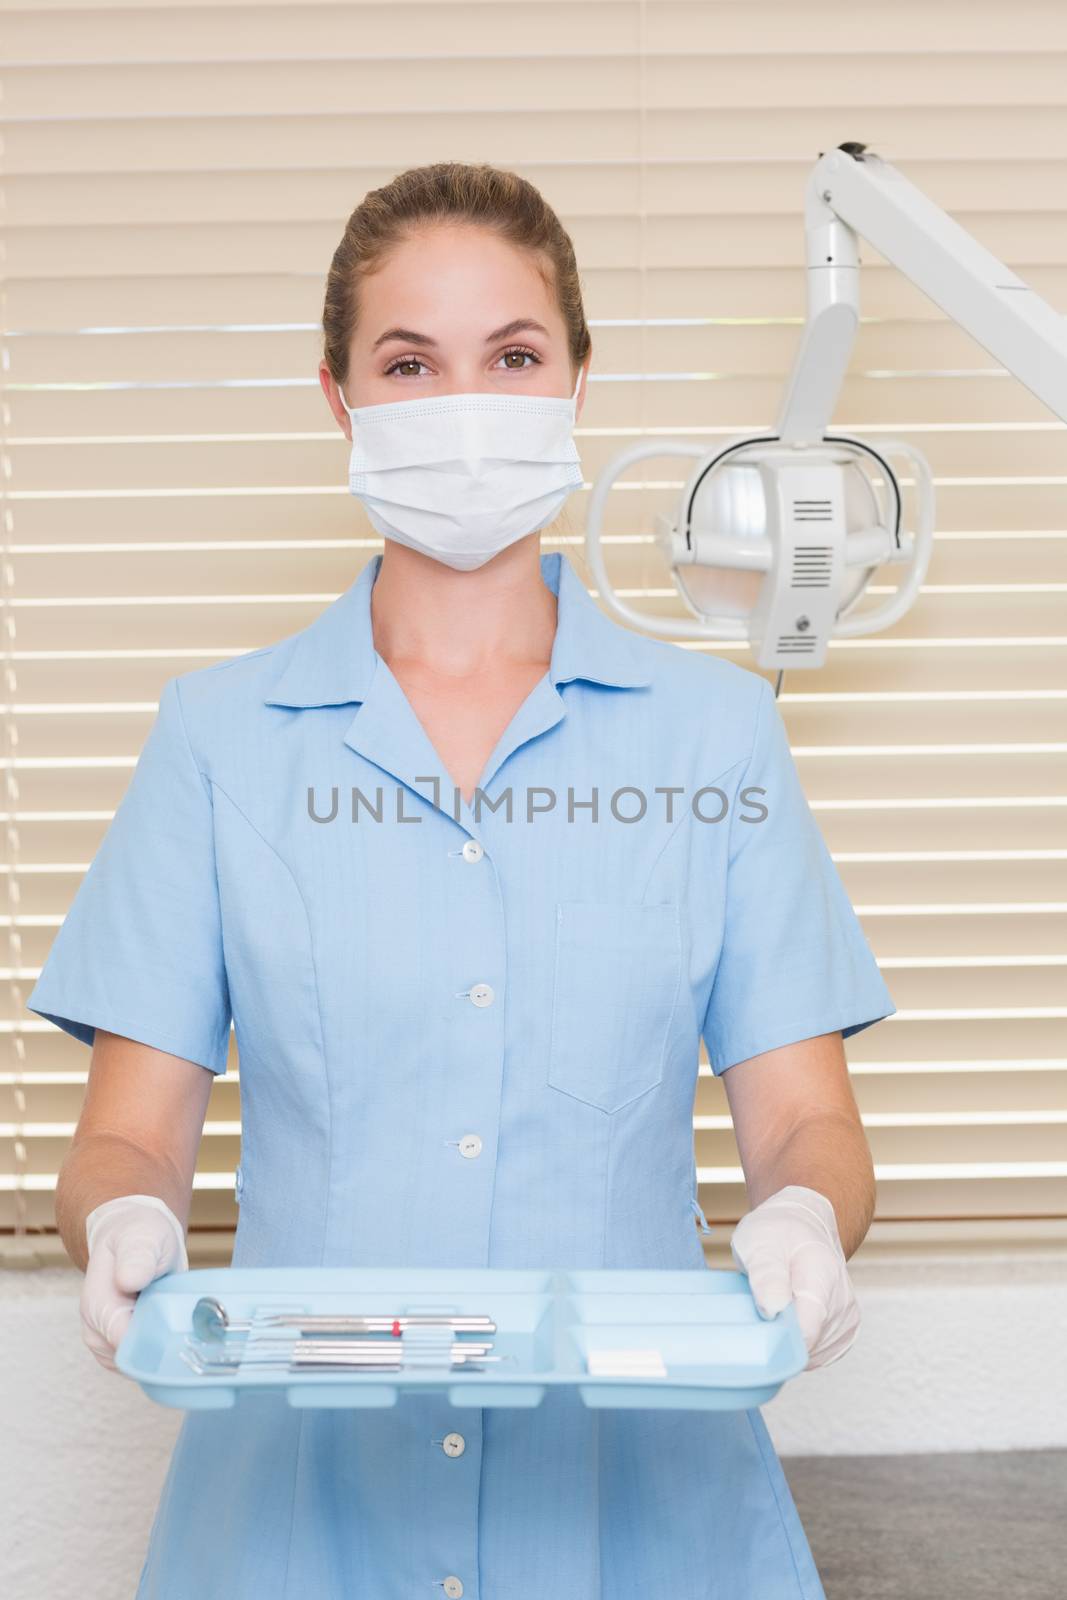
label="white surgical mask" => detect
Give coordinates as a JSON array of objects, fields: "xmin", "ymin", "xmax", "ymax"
[{"xmin": 339, "ymin": 367, "xmax": 585, "ymax": 571}]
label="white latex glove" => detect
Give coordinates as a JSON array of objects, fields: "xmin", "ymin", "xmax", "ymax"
[
  {"xmin": 729, "ymin": 1184, "xmax": 860, "ymax": 1370},
  {"xmin": 81, "ymin": 1194, "xmax": 188, "ymax": 1372}
]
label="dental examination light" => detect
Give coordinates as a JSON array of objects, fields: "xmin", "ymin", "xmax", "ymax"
[{"xmin": 585, "ymin": 142, "xmax": 1067, "ymax": 674}]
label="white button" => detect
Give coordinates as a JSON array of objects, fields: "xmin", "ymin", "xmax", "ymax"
[
  {"xmin": 443, "ymin": 1580, "xmax": 464, "ymax": 1599},
  {"xmin": 442, "ymin": 1432, "xmax": 466, "ymax": 1457},
  {"xmin": 458, "ymin": 1134, "xmax": 483, "ymax": 1159},
  {"xmin": 461, "ymin": 840, "xmax": 484, "ymax": 863},
  {"xmin": 469, "ymin": 983, "xmax": 494, "ymax": 1007}
]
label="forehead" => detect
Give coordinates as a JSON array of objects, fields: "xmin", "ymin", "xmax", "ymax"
[{"xmin": 355, "ymin": 223, "xmax": 561, "ymax": 340}]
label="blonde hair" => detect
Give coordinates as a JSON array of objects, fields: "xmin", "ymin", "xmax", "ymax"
[{"xmin": 321, "ymin": 161, "xmax": 591, "ymax": 391}]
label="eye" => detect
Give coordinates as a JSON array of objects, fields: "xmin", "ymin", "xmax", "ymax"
[
  {"xmin": 383, "ymin": 355, "xmax": 432, "ymax": 378},
  {"xmin": 497, "ymin": 345, "xmax": 542, "ymax": 371}
]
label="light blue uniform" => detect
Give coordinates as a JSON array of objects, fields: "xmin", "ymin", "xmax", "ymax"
[{"xmin": 28, "ymin": 550, "xmax": 896, "ymax": 1599}]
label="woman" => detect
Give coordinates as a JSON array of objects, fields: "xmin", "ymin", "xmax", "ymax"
[{"xmin": 29, "ymin": 162, "xmax": 895, "ymax": 1599}]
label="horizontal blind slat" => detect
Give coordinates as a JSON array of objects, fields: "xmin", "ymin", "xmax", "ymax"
[{"xmin": 5, "ymin": 2, "xmax": 1067, "ymax": 62}]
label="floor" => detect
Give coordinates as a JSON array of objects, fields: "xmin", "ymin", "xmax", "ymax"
[{"xmin": 782, "ymin": 1450, "xmax": 1067, "ymax": 1600}]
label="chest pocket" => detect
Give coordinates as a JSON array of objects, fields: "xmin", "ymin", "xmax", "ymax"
[{"xmin": 547, "ymin": 900, "xmax": 683, "ymax": 1113}]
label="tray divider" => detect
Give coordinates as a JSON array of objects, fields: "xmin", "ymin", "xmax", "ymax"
[{"xmin": 549, "ymin": 1269, "xmax": 583, "ymax": 1377}]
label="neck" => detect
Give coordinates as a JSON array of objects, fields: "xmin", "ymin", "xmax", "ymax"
[{"xmin": 368, "ymin": 537, "xmax": 558, "ymax": 683}]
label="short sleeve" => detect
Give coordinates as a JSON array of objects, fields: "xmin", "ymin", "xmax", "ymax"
[
  {"xmin": 25, "ymin": 675, "xmax": 232, "ymax": 1074},
  {"xmin": 701, "ymin": 677, "xmax": 896, "ymax": 1075}
]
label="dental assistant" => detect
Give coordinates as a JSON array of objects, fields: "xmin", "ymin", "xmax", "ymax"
[{"xmin": 29, "ymin": 161, "xmax": 896, "ymax": 1600}]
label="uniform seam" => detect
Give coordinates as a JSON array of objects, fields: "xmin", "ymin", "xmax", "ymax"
[
  {"xmin": 170, "ymin": 675, "xmax": 233, "ymax": 1067},
  {"xmin": 637, "ymin": 743, "xmax": 751, "ymax": 902},
  {"xmin": 170, "ymin": 674, "xmax": 213, "ymax": 801},
  {"xmin": 698, "ymin": 678, "xmax": 769, "ymax": 1059},
  {"xmin": 638, "ymin": 668, "xmax": 765, "ymax": 902},
  {"xmin": 545, "ymin": 904, "xmax": 581, "ymax": 1107},
  {"xmin": 174, "ymin": 641, "xmax": 281, "ymax": 689},
  {"xmin": 654, "ymin": 901, "xmax": 684, "ymax": 1099},
  {"xmin": 601, "ymin": 1112, "xmax": 614, "ymax": 1267},
  {"xmin": 640, "ymin": 773, "xmax": 738, "ymax": 1047},
  {"xmin": 745, "ymin": 1409, "xmax": 820, "ymax": 1598},
  {"xmin": 206, "ymin": 774, "xmax": 332, "ymax": 1267},
  {"xmin": 28, "ymin": 1000, "xmax": 229, "ymax": 1078},
  {"xmin": 728, "ymin": 675, "xmax": 770, "ymax": 869},
  {"xmin": 280, "ymin": 1409, "xmax": 307, "ymax": 1600}
]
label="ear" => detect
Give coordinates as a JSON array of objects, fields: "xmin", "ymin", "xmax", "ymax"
[
  {"xmin": 575, "ymin": 358, "xmax": 591, "ymax": 421},
  {"xmin": 320, "ymin": 363, "xmax": 352, "ymax": 441}
]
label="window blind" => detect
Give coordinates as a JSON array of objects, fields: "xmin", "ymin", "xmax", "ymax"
[{"xmin": 2, "ymin": 0, "xmax": 1065, "ymax": 1263}]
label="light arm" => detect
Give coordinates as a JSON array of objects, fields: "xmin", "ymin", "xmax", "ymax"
[{"xmin": 778, "ymin": 140, "xmax": 1067, "ymax": 443}]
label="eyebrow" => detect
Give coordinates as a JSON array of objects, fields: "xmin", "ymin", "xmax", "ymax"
[{"xmin": 370, "ymin": 318, "xmax": 551, "ymax": 351}]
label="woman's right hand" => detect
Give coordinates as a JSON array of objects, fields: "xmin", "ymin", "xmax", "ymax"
[{"xmin": 81, "ymin": 1194, "xmax": 189, "ymax": 1371}]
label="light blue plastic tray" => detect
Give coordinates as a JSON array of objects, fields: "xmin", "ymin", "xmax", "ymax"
[{"xmin": 117, "ymin": 1266, "xmax": 808, "ymax": 1412}]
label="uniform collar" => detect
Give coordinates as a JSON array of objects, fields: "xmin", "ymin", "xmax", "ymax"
[{"xmin": 263, "ymin": 549, "xmax": 651, "ymax": 709}]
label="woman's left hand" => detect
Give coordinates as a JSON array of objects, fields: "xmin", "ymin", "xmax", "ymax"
[{"xmin": 728, "ymin": 1184, "xmax": 861, "ymax": 1369}]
